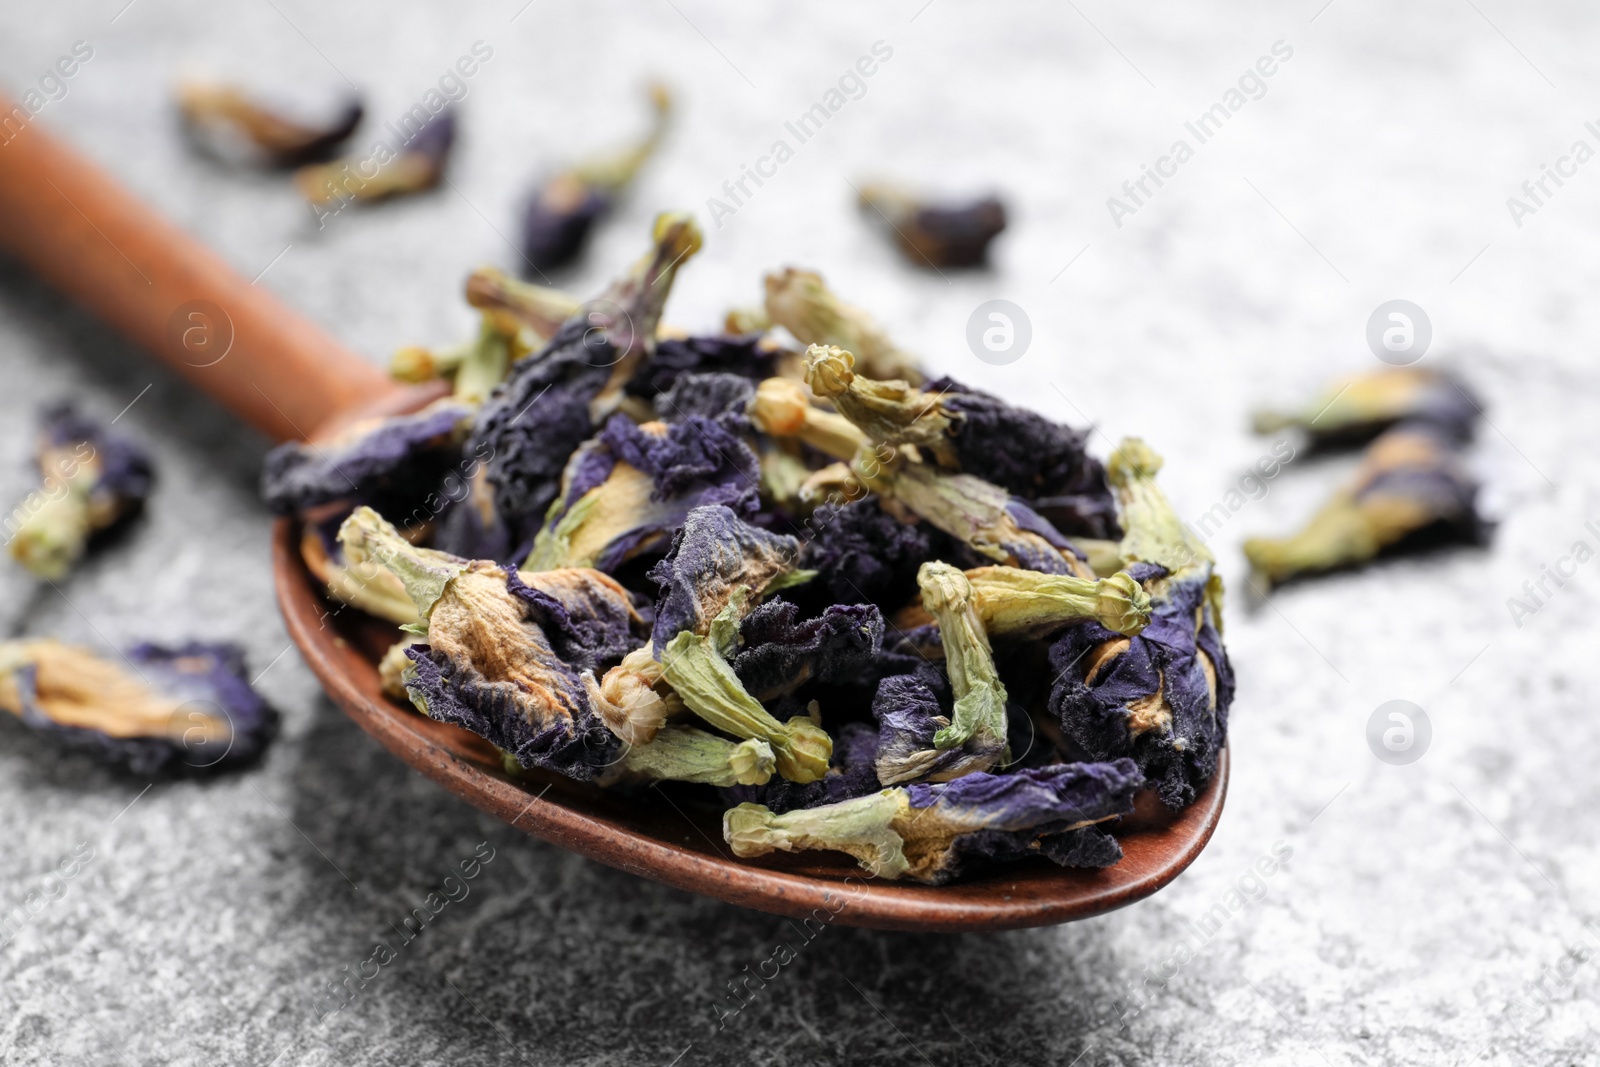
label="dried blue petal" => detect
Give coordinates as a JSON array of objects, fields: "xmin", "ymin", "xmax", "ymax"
[
  {"xmin": 857, "ymin": 184, "xmax": 1008, "ymax": 268},
  {"xmin": 734, "ymin": 600, "xmax": 884, "ymax": 702},
  {"xmin": 629, "ymin": 336, "xmax": 775, "ymax": 401},
  {"xmin": 176, "ymin": 82, "xmax": 362, "ymax": 167},
  {"xmin": 647, "ymin": 504, "xmax": 804, "ymax": 649},
  {"xmin": 260, "ymin": 400, "xmax": 472, "ymax": 515},
  {"xmin": 296, "ymin": 109, "xmax": 457, "ymax": 206},
  {"xmin": 471, "ymin": 214, "xmax": 703, "ymax": 546},
  {"xmin": 518, "ymin": 84, "xmax": 671, "ymax": 273},
  {"xmin": 720, "ymin": 721, "xmax": 880, "ymax": 814},
  {"xmin": 798, "ymin": 497, "xmax": 941, "ymax": 609},
  {"xmin": 651, "ymin": 372, "xmax": 757, "ymax": 430},
  {"xmin": 0, "ymin": 639, "xmax": 276, "ymax": 774},
  {"xmin": 1243, "ymin": 423, "xmax": 1485, "ymax": 587},
  {"xmin": 1048, "ymin": 571, "xmax": 1230, "ymax": 810},
  {"xmin": 1253, "ymin": 366, "xmax": 1481, "ymax": 446},
  {"xmin": 927, "ymin": 376, "xmax": 1117, "ymax": 536},
  {"xmin": 526, "ymin": 415, "xmax": 759, "ymax": 573},
  {"xmin": 399, "ymin": 562, "xmax": 645, "ymax": 780},
  {"xmin": 725, "ymin": 760, "xmax": 1141, "ymax": 883},
  {"xmin": 8, "ymin": 403, "xmax": 154, "ymax": 579}
]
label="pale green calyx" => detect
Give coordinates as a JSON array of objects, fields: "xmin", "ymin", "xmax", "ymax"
[
  {"xmin": 802, "ymin": 345, "xmax": 957, "ymax": 462},
  {"xmin": 337, "ymin": 506, "xmax": 469, "ymax": 622},
  {"xmin": 761, "ymin": 267, "xmax": 923, "ymax": 384},
  {"xmin": 450, "ymin": 312, "xmax": 517, "ymax": 407},
  {"xmin": 918, "ymin": 562, "xmax": 1008, "ymax": 759},
  {"xmin": 724, "ymin": 792, "xmax": 911, "ymax": 880},
  {"xmin": 604, "ymin": 724, "xmax": 775, "ymax": 787},
  {"xmin": 967, "ymin": 566, "xmax": 1151, "ymax": 638},
  {"xmin": 660, "ymin": 599, "xmax": 833, "ymax": 783},
  {"xmin": 1107, "ymin": 437, "xmax": 1213, "ymax": 578}
]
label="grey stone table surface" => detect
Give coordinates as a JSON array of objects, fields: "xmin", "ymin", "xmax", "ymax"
[{"xmin": 2, "ymin": 1, "xmax": 1598, "ymax": 1064}]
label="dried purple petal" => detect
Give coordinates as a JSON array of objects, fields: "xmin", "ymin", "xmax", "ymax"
[
  {"xmin": 857, "ymin": 183, "xmax": 1007, "ymax": 269},
  {"xmin": 259, "ymin": 399, "xmax": 472, "ymax": 515},
  {"xmin": 651, "ymin": 372, "xmax": 757, "ymax": 429},
  {"xmin": 470, "ymin": 213, "xmax": 703, "ymax": 546},
  {"xmin": 647, "ymin": 504, "xmax": 804, "ymax": 649},
  {"xmin": 526, "ymin": 415, "xmax": 759, "ymax": 573},
  {"xmin": 1243, "ymin": 423, "xmax": 1485, "ymax": 587},
  {"xmin": 519, "ymin": 84, "xmax": 671, "ymax": 273},
  {"xmin": 798, "ymin": 497, "xmax": 941, "ymax": 609},
  {"xmin": 734, "ymin": 600, "xmax": 883, "ymax": 702},
  {"xmin": 1048, "ymin": 571, "xmax": 1230, "ymax": 810},
  {"xmin": 176, "ymin": 82, "xmax": 362, "ymax": 167},
  {"xmin": 0, "ymin": 639, "xmax": 276, "ymax": 774},
  {"xmin": 1253, "ymin": 366, "xmax": 1481, "ymax": 446},
  {"xmin": 720, "ymin": 721, "xmax": 880, "ymax": 814},
  {"xmin": 724, "ymin": 760, "xmax": 1141, "ymax": 883},
  {"xmin": 296, "ymin": 108, "xmax": 456, "ymax": 206},
  {"xmin": 8, "ymin": 403, "xmax": 154, "ymax": 579},
  {"xmin": 628, "ymin": 336, "xmax": 775, "ymax": 402}
]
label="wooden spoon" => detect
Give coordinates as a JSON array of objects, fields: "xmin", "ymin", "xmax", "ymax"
[{"xmin": 0, "ymin": 106, "xmax": 1227, "ymax": 931}]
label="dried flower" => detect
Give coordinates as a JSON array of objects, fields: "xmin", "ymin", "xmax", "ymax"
[
  {"xmin": 0, "ymin": 639, "xmax": 276, "ymax": 773},
  {"xmin": 8, "ymin": 404, "xmax": 154, "ymax": 580},
  {"xmin": 296, "ymin": 108, "xmax": 456, "ymax": 206},
  {"xmin": 724, "ymin": 760, "xmax": 1142, "ymax": 883},
  {"xmin": 648, "ymin": 506, "xmax": 832, "ymax": 782},
  {"xmin": 627, "ymin": 336, "xmax": 778, "ymax": 403},
  {"xmin": 746, "ymin": 377, "xmax": 868, "ymax": 461},
  {"xmin": 797, "ymin": 497, "xmax": 942, "ymax": 610},
  {"xmin": 733, "ymin": 600, "xmax": 883, "ymax": 703},
  {"xmin": 1243, "ymin": 423, "xmax": 1484, "ymax": 587},
  {"xmin": 720, "ymin": 721, "xmax": 882, "ymax": 814},
  {"xmin": 519, "ymin": 83, "xmax": 672, "ymax": 273},
  {"xmin": 762, "ymin": 268, "xmax": 922, "ymax": 383},
  {"xmin": 468, "ymin": 213, "xmax": 703, "ymax": 548},
  {"xmin": 856, "ymin": 182, "xmax": 1007, "ymax": 269},
  {"xmin": 582, "ymin": 645, "xmax": 684, "ymax": 746},
  {"xmin": 176, "ymin": 81, "xmax": 361, "ymax": 167},
  {"xmin": 524, "ymin": 412, "xmax": 758, "ymax": 573},
  {"xmin": 341, "ymin": 507, "xmax": 651, "ymax": 779},
  {"xmin": 299, "ymin": 512, "xmax": 420, "ymax": 626},
  {"xmin": 1252, "ymin": 366, "xmax": 1480, "ymax": 446}
]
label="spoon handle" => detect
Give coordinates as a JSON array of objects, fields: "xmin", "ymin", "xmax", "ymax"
[{"xmin": 0, "ymin": 98, "xmax": 396, "ymax": 443}]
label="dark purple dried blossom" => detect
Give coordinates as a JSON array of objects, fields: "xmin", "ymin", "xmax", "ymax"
[
  {"xmin": 176, "ymin": 82, "xmax": 362, "ymax": 167},
  {"xmin": 628, "ymin": 335, "xmax": 775, "ymax": 401},
  {"xmin": 798, "ymin": 497, "xmax": 941, "ymax": 609},
  {"xmin": 857, "ymin": 184, "xmax": 1008, "ymax": 269},
  {"xmin": 1048, "ymin": 569, "xmax": 1231, "ymax": 810},
  {"xmin": 471, "ymin": 213, "xmax": 703, "ymax": 546},
  {"xmin": 519, "ymin": 84, "xmax": 671, "ymax": 274},
  {"xmin": 725, "ymin": 759, "xmax": 1142, "ymax": 883},
  {"xmin": 720, "ymin": 721, "xmax": 881, "ymax": 814},
  {"xmin": 734, "ymin": 600, "xmax": 884, "ymax": 702},
  {"xmin": 296, "ymin": 109, "xmax": 456, "ymax": 206},
  {"xmin": 1252, "ymin": 366, "xmax": 1481, "ymax": 446},
  {"xmin": 8, "ymin": 403, "xmax": 154, "ymax": 579},
  {"xmin": 647, "ymin": 504, "xmax": 804, "ymax": 649},
  {"xmin": 651, "ymin": 372, "xmax": 757, "ymax": 430},
  {"xmin": 259, "ymin": 400, "xmax": 472, "ymax": 515},
  {"xmin": 525, "ymin": 415, "xmax": 759, "ymax": 574},
  {"xmin": 0, "ymin": 639, "xmax": 277, "ymax": 775}
]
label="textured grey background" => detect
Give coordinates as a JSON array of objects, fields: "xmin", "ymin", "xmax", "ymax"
[{"xmin": 3, "ymin": 1, "xmax": 1599, "ymax": 1064}]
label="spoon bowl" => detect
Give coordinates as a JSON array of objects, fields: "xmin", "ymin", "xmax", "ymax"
[{"xmin": 274, "ymin": 514, "xmax": 1227, "ymax": 931}]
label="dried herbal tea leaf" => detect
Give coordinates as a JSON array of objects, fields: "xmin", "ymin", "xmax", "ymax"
[
  {"xmin": 724, "ymin": 760, "xmax": 1142, "ymax": 883},
  {"xmin": 1243, "ymin": 423, "xmax": 1484, "ymax": 587},
  {"xmin": 518, "ymin": 83, "xmax": 672, "ymax": 273},
  {"xmin": 856, "ymin": 182, "xmax": 1007, "ymax": 269},
  {"xmin": 0, "ymin": 639, "xmax": 276, "ymax": 774},
  {"xmin": 176, "ymin": 81, "xmax": 361, "ymax": 167},
  {"xmin": 8, "ymin": 403, "xmax": 154, "ymax": 580}
]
